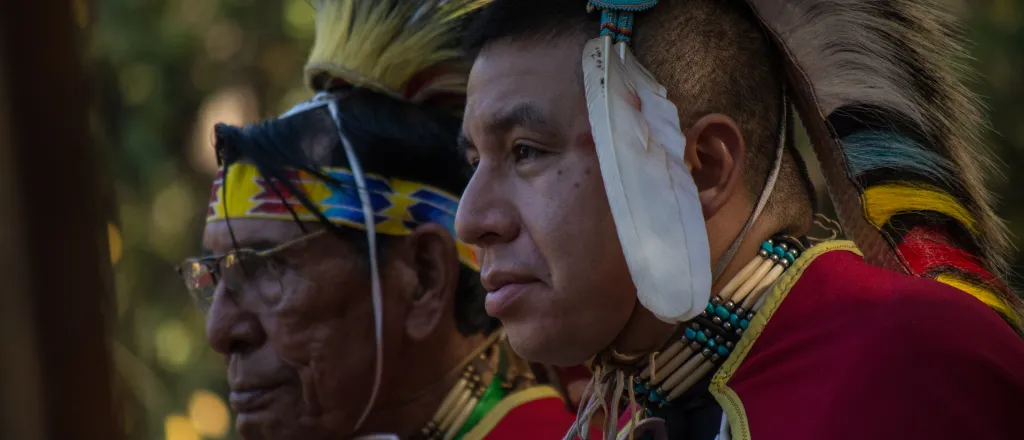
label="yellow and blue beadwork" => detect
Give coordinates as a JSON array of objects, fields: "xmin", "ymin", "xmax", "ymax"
[{"xmin": 207, "ymin": 163, "xmax": 479, "ymax": 271}]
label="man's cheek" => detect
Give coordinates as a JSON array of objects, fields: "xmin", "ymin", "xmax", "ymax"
[{"xmin": 272, "ymin": 313, "xmax": 329, "ymax": 367}]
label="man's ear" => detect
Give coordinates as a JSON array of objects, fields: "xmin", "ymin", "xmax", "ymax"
[
  {"xmin": 404, "ymin": 223, "xmax": 460, "ymax": 341},
  {"xmin": 683, "ymin": 113, "xmax": 745, "ymax": 219}
]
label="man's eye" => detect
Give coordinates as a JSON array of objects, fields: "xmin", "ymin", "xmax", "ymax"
[
  {"xmin": 513, "ymin": 143, "xmax": 543, "ymax": 163},
  {"xmin": 464, "ymin": 151, "xmax": 481, "ymax": 170}
]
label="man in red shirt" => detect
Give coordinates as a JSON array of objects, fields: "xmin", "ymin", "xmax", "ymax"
[{"xmin": 455, "ymin": 0, "xmax": 1024, "ymax": 438}]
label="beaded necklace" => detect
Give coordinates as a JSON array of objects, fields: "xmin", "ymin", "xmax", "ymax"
[
  {"xmin": 566, "ymin": 236, "xmax": 807, "ymax": 440},
  {"xmin": 420, "ymin": 363, "xmax": 490, "ymax": 440},
  {"xmin": 629, "ymin": 236, "xmax": 804, "ymax": 412},
  {"xmin": 420, "ymin": 333, "xmax": 535, "ymax": 440}
]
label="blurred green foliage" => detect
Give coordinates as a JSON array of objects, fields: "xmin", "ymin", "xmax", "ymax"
[
  {"xmin": 85, "ymin": 0, "xmax": 1024, "ymax": 439},
  {"xmin": 967, "ymin": 0, "xmax": 1024, "ymax": 285},
  {"xmin": 86, "ymin": 0, "xmax": 316, "ymax": 438}
]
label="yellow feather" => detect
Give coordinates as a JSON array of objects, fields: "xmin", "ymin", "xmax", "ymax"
[
  {"xmin": 935, "ymin": 274, "xmax": 1021, "ymax": 327},
  {"xmin": 306, "ymin": 0, "xmax": 490, "ymax": 96},
  {"xmin": 862, "ymin": 183, "xmax": 977, "ymax": 233}
]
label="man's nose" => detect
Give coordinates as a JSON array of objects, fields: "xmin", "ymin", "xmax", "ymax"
[
  {"xmin": 205, "ymin": 282, "xmax": 266, "ymax": 356},
  {"xmin": 455, "ymin": 168, "xmax": 520, "ymax": 248}
]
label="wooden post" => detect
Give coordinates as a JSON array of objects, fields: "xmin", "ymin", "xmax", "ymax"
[{"xmin": 0, "ymin": 0, "xmax": 121, "ymax": 438}]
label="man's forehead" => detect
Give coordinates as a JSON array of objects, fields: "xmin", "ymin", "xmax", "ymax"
[
  {"xmin": 466, "ymin": 41, "xmax": 585, "ymax": 132},
  {"xmin": 469, "ymin": 39, "xmax": 582, "ymax": 92}
]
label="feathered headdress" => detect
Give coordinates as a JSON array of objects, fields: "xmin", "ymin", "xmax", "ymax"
[
  {"xmin": 305, "ymin": 0, "xmax": 489, "ymax": 108},
  {"xmin": 742, "ymin": 0, "xmax": 1022, "ymax": 329},
  {"xmin": 579, "ymin": 0, "xmax": 1022, "ymax": 331},
  {"xmin": 299, "ymin": 1, "xmax": 490, "ymax": 436}
]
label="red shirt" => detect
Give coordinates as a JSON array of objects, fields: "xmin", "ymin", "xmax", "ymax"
[
  {"xmin": 716, "ymin": 241, "xmax": 1024, "ymax": 440},
  {"xmin": 460, "ymin": 385, "xmax": 578, "ymax": 439}
]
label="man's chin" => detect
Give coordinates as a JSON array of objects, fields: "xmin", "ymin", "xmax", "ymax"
[
  {"xmin": 236, "ymin": 411, "xmax": 321, "ymax": 440},
  {"xmin": 504, "ymin": 324, "xmax": 596, "ymax": 366},
  {"xmin": 236, "ymin": 411, "xmax": 279, "ymax": 440}
]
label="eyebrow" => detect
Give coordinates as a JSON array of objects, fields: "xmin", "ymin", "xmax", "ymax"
[
  {"xmin": 457, "ymin": 132, "xmax": 475, "ymax": 156},
  {"xmin": 458, "ymin": 102, "xmax": 556, "ymax": 158},
  {"xmin": 236, "ymin": 240, "xmax": 282, "ymax": 251},
  {"xmin": 485, "ymin": 102, "xmax": 554, "ymax": 138},
  {"xmin": 202, "ymin": 239, "xmax": 283, "ymax": 257}
]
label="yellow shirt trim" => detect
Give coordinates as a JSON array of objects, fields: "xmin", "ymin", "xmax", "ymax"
[
  {"xmin": 708, "ymin": 240, "xmax": 862, "ymax": 440},
  {"xmin": 462, "ymin": 385, "xmax": 564, "ymax": 440}
]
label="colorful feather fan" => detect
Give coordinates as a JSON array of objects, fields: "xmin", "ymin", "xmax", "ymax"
[
  {"xmin": 742, "ymin": 0, "xmax": 1023, "ymax": 328},
  {"xmin": 305, "ymin": 0, "xmax": 490, "ymax": 104}
]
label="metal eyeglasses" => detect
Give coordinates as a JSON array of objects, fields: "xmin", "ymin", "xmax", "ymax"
[{"xmin": 175, "ymin": 229, "xmax": 328, "ymax": 311}]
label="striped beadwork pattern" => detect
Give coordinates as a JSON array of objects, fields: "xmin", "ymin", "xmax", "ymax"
[
  {"xmin": 589, "ymin": 0, "xmax": 658, "ymax": 44},
  {"xmin": 630, "ymin": 238, "xmax": 802, "ymax": 412}
]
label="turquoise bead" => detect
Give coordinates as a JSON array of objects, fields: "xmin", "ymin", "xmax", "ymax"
[
  {"xmin": 635, "ymin": 383, "xmax": 647, "ymax": 393},
  {"xmin": 706, "ymin": 303, "xmax": 715, "ymax": 315},
  {"xmin": 684, "ymin": 328, "xmax": 697, "ymax": 341},
  {"xmin": 783, "ymin": 253, "xmax": 795, "ymax": 263},
  {"xmin": 715, "ymin": 306, "xmax": 731, "ymax": 319},
  {"xmin": 696, "ymin": 331, "xmax": 708, "ymax": 343},
  {"xmin": 740, "ymin": 319, "xmax": 750, "ymax": 329},
  {"xmin": 649, "ymin": 390, "xmax": 661, "ymax": 403},
  {"xmin": 773, "ymin": 246, "xmax": 785, "ymax": 258},
  {"xmin": 761, "ymin": 241, "xmax": 773, "ymax": 253},
  {"xmin": 718, "ymin": 345, "xmax": 730, "ymax": 356},
  {"xmin": 707, "ymin": 338, "xmax": 717, "ymax": 349}
]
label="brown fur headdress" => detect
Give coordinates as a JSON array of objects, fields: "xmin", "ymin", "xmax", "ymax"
[{"xmin": 741, "ymin": 0, "xmax": 1022, "ymax": 328}]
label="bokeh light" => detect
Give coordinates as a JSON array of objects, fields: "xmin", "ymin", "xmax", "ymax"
[
  {"xmin": 151, "ymin": 182, "xmax": 195, "ymax": 238},
  {"xmin": 118, "ymin": 63, "xmax": 159, "ymax": 106},
  {"xmin": 189, "ymin": 86, "xmax": 259, "ymax": 175},
  {"xmin": 108, "ymin": 223, "xmax": 123, "ymax": 265},
  {"xmin": 164, "ymin": 414, "xmax": 200, "ymax": 440},
  {"xmin": 188, "ymin": 389, "xmax": 231, "ymax": 438},
  {"xmin": 284, "ymin": 0, "xmax": 316, "ymax": 39},
  {"xmin": 155, "ymin": 319, "xmax": 194, "ymax": 371}
]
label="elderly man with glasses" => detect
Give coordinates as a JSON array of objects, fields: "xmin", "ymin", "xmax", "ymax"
[{"xmin": 176, "ymin": 1, "xmax": 583, "ymax": 439}]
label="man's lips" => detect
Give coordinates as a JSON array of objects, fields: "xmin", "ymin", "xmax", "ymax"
[
  {"xmin": 484, "ymin": 280, "xmax": 541, "ymax": 317},
  {"xmin": 229, "ymin": 384, "xmax": 283, "ymax": 413},
  {"xmin": 480, "ymin": 270, "xmax": 539, "ymax": 293}
]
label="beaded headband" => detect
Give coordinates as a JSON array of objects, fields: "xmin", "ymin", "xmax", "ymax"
[{"xmin": 206, "ymin": 163, "xmax": 480, "ymax": 271}]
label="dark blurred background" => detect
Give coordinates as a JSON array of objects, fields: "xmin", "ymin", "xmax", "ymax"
[{"xmin": 76, "ymin": 0, "xmax": 1024, "ymax": 439}]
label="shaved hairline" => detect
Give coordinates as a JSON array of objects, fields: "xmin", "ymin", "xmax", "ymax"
[{"xmin": 632, "ymin": 0, "xmax": 814, "ymax": 229}]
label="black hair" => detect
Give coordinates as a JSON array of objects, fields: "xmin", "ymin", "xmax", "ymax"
[
  {"xmin": 462, "ymin": 0, "xmax": 599, "ymax": 57},
  {"xmin": 213, "ymin": 87, "xmax": 498, "ymax": 336}
]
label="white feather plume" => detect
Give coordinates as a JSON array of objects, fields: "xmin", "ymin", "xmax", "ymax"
[{"xmin": 581, "ymin": 36, "xmax": 711, "ymax": 323}]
